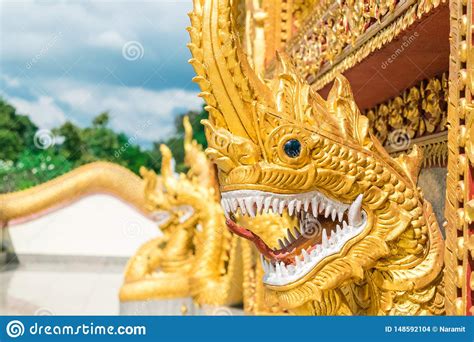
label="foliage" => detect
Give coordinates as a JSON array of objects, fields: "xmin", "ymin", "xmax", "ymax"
[{"xmin": 0, "ymin": 97, "xmax": 207, "ymax": 192}]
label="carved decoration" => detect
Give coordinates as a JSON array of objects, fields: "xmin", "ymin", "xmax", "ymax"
[
  {"xmin": 363, "ymin": 73, "xmax": 448, "ymax": 157},
  {"xmin": 280, "ymin": 0, "xmax": 446, "ymax": 90}
]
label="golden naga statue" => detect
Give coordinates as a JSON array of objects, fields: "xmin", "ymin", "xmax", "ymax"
[
  {"xmin": 187, "ymin": 0, "xmax": 445, "ymax": 315},
  {"xmin": 0, "ymin": 161, "xmax": 148, "ymax": 223},
  {"xmin": 120, "ymin": 116, "xmax": 238, "ymax": 304},
  {"xmin": 121, "ymin": 116, "xmax": 291, "ymax": 313}
]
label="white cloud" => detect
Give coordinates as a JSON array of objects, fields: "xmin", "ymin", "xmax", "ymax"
[
  {"xmin": 0, "ymin": 1, "xmax": 192, "ymax": 62},
  {"xmin": 3, "ymin": 77, "xmax": 202, "ymax": 143},
  {"xmin": 50, "ymin": 80, "xmax": 203, "ymax": 141},
  {"xmin": 1, "ymin": 75, "xmax": 21, "ymax": 88},
  {"xmin": 88, "ymin": 30, "xmax": 126, "ymax": 49},
  {"xmin": 8, "ymin": 95, "xmax": 67, "ymax": 129}
]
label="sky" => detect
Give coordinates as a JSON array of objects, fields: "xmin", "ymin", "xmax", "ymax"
[{"xmin": 0, "ymin": 0, "xmax": 203, "ymax": 147}]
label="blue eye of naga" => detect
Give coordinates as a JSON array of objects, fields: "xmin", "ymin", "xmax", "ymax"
[{"xmin": 283, "ymin": 139, "xmax": 301, "ymax": 158}]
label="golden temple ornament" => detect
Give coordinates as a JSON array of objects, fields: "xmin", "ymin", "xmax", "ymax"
[{"xmin": 187, "ymin": 0, "xmax": 473, "ymax": 315}]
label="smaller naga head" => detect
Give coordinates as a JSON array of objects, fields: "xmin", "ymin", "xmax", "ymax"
[
  {"xmin": 141, "ymin": 116, "xmax": 218, "ymax": 234},
  {"xmin": 155, "ymin": 116, "xmax": 222, "ymax": 236},
  {"xmin": 140, "ymin": 166, "xmax": 178, "ymax": 232}
]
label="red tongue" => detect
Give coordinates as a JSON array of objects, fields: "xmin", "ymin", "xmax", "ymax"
[{"xmin": 225, "ymin": 219, "xmax": 290, "ymax": 262}]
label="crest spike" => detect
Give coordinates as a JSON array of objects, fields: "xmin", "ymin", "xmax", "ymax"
[
  {"xmin": 188, "ymin": 0, "xmax": 274, "ymax": 141},
  {"xmin": 327, "ymin": 74, "xmax": 370, "ymax": 145}
]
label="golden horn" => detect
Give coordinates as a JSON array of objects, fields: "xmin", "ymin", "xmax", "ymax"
[{"xmin": 187, "ymin": 0, "xmax": 273, "ymax": 141}]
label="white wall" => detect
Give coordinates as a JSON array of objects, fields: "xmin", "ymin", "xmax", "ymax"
[{"xmin": 8, "ymin": 194, "xmax": 161, "ymax": 257}]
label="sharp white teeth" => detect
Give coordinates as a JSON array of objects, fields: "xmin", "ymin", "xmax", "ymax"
[
  {"xmin": 237, "ymin": 198, "xmax": 247, "ymax": 215},
  {"xmin": 295, "ymin": 256, "xmax": 302, "ymax": 267},
  {"xmin": 302, "ymin": 249, "xmax": 309, "ymax": 262},
  {"xmin": 322, "ymin": 229, "xmax": 328, "ymax": 248},
  {"xmin": 311, "ymin": 198, "xmax": 318, "ymax": 216},
  {"xmin": 287, "ymin": 264, "xmax": 295, "ymax": 275},
  {"xmin": 324, "ymin": 205, "xmax": 331, "ymax": 218},
  {"xmin": 231, "ymin": 198, "xmax": 238, "ymax": 212},
  {"xmin": 275, "ymin": 263, "xmax": 282, "ymax": 277},
  {"xmin": 280, "ymin": 262, "xmax": 288, "ymax": 277},
  {"xmin": 288, "ymin": 199, "xmax": 296, "ymax": 216},
  {"xmin": 331, "ymin": 208, "xmax": 337, "ymax": 221},
  {"xmin": 348, "ymin": 194, "xmax": 363, "ymax": 227},
  {"xmin": 304, "ymin": 198, "xmax": 310, "ymax": 211},
  {"xmin": 272, "ymin": 198, "xmax": 279, "ymax": 213},
  {"xmin": 296, "ymin": 199, "xmax": 302, "ymax": 213},
  {"xmin": 342, "ymin": 221, "xmax": 348, "ymax": 230},
  {"xmin": 222, "ymin": 190, "xmax": 369, "ymax": 283},
  {"xmin": 221, "ymin": 199, "xmax": 230, "ymax": 218},
  {"xmin": 264, "ymin": 197, "xmax": 272, "ymax": 213},
  {"xmin": 244, "ymin": 198, "xmax": 255, "ymax": 217},
  {"xmin": 256, "ymin": 196, "xmax": 264, "ymax": 214},
  {"xmin": 278, "ymin": 200, "xmax": 286, "ymax": 215},
  {"xmin": 337, "ymin": 210, "xmax": 344, "ymax": 222}
]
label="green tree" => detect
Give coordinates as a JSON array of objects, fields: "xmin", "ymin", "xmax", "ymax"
[
  {"xmin": 92, "ymin": 111, "xmax": 110, "ymax": 127},
  {"xmin": 55, "ymin": 121, "xmax": 85, "ymax": 161},
  {"xmin": 0, "ymin": 98, "xmax": 38, "ymax": 160}
]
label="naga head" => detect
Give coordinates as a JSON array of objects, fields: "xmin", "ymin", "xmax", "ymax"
[
  {"xmin": 140, "ymin": 166, "xmax": 179, "ymax": 233},
  {"xmin": 188, "ymin": 0, "xmax": 443, "ymax": 314},
  {"xmin": 142, "ymin": 116, "xmax": 219, "ymax": 234},
  {"xmin": 158, "ymin": 116, "xmax": 222, "ymax": 235}
]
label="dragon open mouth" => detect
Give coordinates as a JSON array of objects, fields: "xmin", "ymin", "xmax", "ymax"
[{"xmin": 221, "ymin": 190, "xmax": 367, "ymax": 286}]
